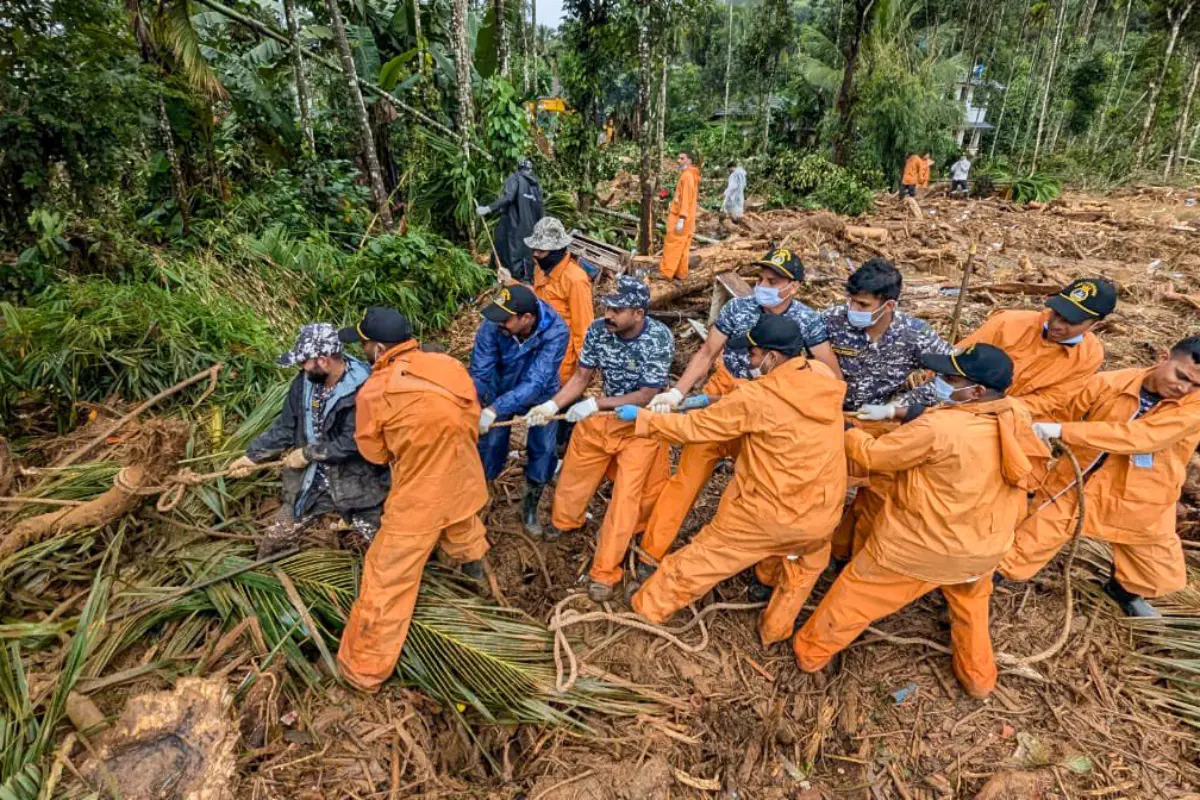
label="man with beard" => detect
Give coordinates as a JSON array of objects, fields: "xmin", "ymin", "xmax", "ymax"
[{"xmin": 229, "ymin": 323, "xmax": 388, "ymax": 556}]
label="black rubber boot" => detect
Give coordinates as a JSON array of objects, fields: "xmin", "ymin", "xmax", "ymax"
[
  {"xmin": 1104, "ymin": 576, "xmax": 1161, "ymax": 618},
  {"xmin": 522, "ymin": 482, "xmax": 545, "ymax": 537},
  {"xmin": 462, "ymin": 560, "xmax": 486, "ymax": 581},
  {"xmin": 634, "ymin": 561, "xmax": 656, "ymax": 583},
  {"xmin": 747, "ymin": 577, "xmax": 773, "ymax": 603}
]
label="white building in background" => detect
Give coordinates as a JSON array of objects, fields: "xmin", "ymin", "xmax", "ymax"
[{"xmin": 952, "ymin": 72, "xmax": 1003, "ymax": 155}]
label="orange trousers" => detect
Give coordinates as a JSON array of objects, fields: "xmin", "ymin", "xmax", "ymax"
[
  {"xmin": 793, "ymin": 549, "xmax": 997, "ymax": 698},
  {"xmin": 659, "ymin": 219, "xmax": 693, "ymax": 280},
  {"xmin": 633, "ymin": 504, "xmax": 831, "ymax": 645},
  {"xmin": 831, "ymin": 421, "xmax": 898, "ymax": 561},
  {"xmin": 551, "ymin": 415, "xmax": 669, "ymax": 586},
  {"xmin": 337, "ymin": 514, "xmax": 489, "ymax": 692},
  {"xmin": 1000, "ymin": 497, "xmax": 1187, "ymax": 598},
  {"xmin": 641, "ymin": 367, "xmax": 744, "ymax": 563}
]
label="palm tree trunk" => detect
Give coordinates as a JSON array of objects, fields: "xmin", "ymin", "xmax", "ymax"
[
  {"xmin": 637, "ymin": 0, "xmax": 653, "ymax": 255},
  {"xmin": 832, "ymin": 0, "xmax": 875, "ymax": 166},
  {"xmin": 655, "ymin": 43, "xmax": 668, "ymax": 185},
  {"xmin": 451, "ymin": 0, "xmax": 474, "ymax": 137},
  {"xmin": 324, "ymin": 0, "xmax": 392, "ymax": 227},
  {"xmin": 496, "ymin": 0, "xmax": 510, "ymax": 78},
  {"xmin": 284, "ymin": 0, "xmax": 315, "ymax": 154},
  {"xmin": 530, "ymin": 0, "xmax": 538, "ymax": 94},
  {"xmin": 720, "ymin": 0, "xmax": 733, "ymax": 148},
  {"xmin": 156, "ymin": 95, "xmax": 191, "ymax": 234},
  {"xmin": 522, "ymin": 0, "xmax": 531, "ymax": 94},
  {"xmin": 988, "ymin": 0, "xmax": 1032, "ymax": 159},
  {"xmin": 1090, "ymin": 0, "xmax": 1132, "ymax": 152},
  {"xmin": 1135, "ymin": 1, "xmax": 1195, "ymax": 165},
  {"xmin": 1166, "ymin": 49, "xmax": 1200, "ymax": 176},
  {"xmin": 1030, "ymin": 0, "xmax": 1068, "ymax": 174}
]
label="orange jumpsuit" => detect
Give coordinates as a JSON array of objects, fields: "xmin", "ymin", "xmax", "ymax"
[
  {"xmin": 631, "ymin": 358, "xmax": 847, "ymax": 644},
  {"xmin": 958, "ymin": 309, "xmax": 1104, "ymax": 419},
  {"xmin": 337, "ymin": 341, "xmax": 490, "ymax": 692},
  {"xmin": 794, "ymin": 399, "xmax": 1046, "ymax": 697},
  {"xmin": 659, "ymin": 165, "xmax": 700, "ymax": 280},
  {"xmin": 533, "ymin": 254, "xmax": 594, "ymax": 384},
  {"xmin": 551, "ymin": 415, "xmax": 669, "ymax": 586},
  {"xmin": 1001, "ymin": 367, "xmax": 1200, "ymax": 597},
  {"xmin": 836, "ymin": 308, "xmax": 1104, "ymax": 560},
  {"xmin": 639, "ymin": 363, "xmax": 746, "ymax": 563}
]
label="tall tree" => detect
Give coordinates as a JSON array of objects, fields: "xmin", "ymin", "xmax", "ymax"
[
  {"xmin": 1166, "ymin": 46, "xmax": 1200, "ymax": 174},
  {"xmin": 284, "ymin": 0, "xmax": 315, "ymax": 154},
  {"xmin": 451, "ymin": 0, "xmax": 474, "ymax": 137},
  {"xmin": 324, "ymin": 0, "xmax": 392, "ymax": 226},
  {"xmin": 637, "ymin": 0, "xmax": 654, "ymax": 254},
  {"xmin": 1135, "ymin": 0, "xmax": 1197, "ymax": 164},
  {"xmin": 1029, "ymin": 0, "xmax": 1068, "ymax": 173},
  {"xmin": 832, "ymin": 0, "xmax": 876, "ymax": 165},
  {"xmin": 720, "ymin": 0, "xmax": 734, "ymax": 148},
  {"xmin": 497, "ymin": 0, "xmax": 510, "ymax": 78}
]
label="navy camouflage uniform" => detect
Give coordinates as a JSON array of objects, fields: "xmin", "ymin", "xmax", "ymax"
[{"xmin": 717, "ymin": 295, "xmax": 829, "ymax": 379}]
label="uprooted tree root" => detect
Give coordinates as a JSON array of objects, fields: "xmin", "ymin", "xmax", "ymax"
[{"xmin": 1, "ymin": 420, "xmax": 189, "ymax": 557}]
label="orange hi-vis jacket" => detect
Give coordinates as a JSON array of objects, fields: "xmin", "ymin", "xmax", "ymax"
[
  {"xmin": 1037, "ymin": 367, "xmax": 1200, "ymax": 544},
  {"xmin": 844, "ymin": 398, "xmax": 1048, "ymax": 583},
  {"xmin": 533, "ymin": 254, "xmax": 594, "ymax": 384},
  {"xmin": 957, "ymin": 309, "xmax": 1104, "ymax": 419},
  {"xmin": 354, "ymin": 341, "xmax": 488, "ymax": 529},
  {"xmin": 902, "ymin": 155, "xmax": 929, "ymax": 187},
  {"xmin": 635, "ymin": 357, "xmax": 847, "ymax": 546}
]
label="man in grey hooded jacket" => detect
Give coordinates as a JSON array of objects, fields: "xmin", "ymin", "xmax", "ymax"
[{"xmin": 477, "ymin": 159, "xmax": 544, "ymax": 282}]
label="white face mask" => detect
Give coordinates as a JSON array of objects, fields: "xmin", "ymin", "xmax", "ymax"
[
  {"xmin": 847, "ymin": 301, "xmax": 893, "ymax": 329},
  {"xmin": 933, "ymin": 375, "xmax": 980, "ymax": 404},
  {"xmin": 749, "ymin": 352, "xmax": 777, "ymax": 379},
  {"xmin": 754, "ymin": 285, "xmax": 787, "ymax": 308},
  {"xmin": 1043, "ymin": 322, "xmax": 1083, "ymax": 345}
]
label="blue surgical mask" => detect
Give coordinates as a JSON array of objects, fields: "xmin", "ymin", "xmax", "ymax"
[
  {"xmin": 933, "ymin": 375, "xmax": 979, "ymax": 405},
  {"xmin": 754, "ymin": 285, "xmax": 785, "ymax": 308},
  {"xmin": 847, "ymin": 302, "xmax": 891, "ymax": 329}
]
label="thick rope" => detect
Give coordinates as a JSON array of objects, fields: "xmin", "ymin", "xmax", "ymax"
[
  {"xmin": 548, "ymin": 593, "xmax": 765, "ymax": 693},
  {"xmin": 112, "ymin": 459, "xmax": 285, "ymax": 512}
]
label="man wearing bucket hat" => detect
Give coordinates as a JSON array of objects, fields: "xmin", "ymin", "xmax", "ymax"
[
  {"xmin": 617, "ymin": 314, "xmax": 847, "ymax": 645},
  {"xmin": 793, "ymin": 344, "xmax": 1050, "ymax": 699},
  {"xmin": 477, "ymin": 158, "xmax": 544, "ymax": 282},
  {"xmin": 335, "ymin": 307, "xmax": 491, "ymax": 693},
  {"xmin": 228, "ymin": 323, "xmax": 388, "ymax": 556},
  {"xmin": 525, "ymin": 275, "xmax": 674, "ymax": 602},
  {"xmin": 470, "ymin": 284, "xmax": 569, "ymax": 535},
  {"xmin": 527, "ymin": 216, "xmax": 595, "ymax": 387}
]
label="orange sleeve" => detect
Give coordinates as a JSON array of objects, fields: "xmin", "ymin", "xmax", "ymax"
[
  {"xmin": 635, "ymin": 388, "xmax": 762, "ymax": 444},
  {"xmin": 1060, "ymin": 406, "xmax": 1200, "ymax": 455},
  {"xmin": 678, "ymin": 172, "xmax": 698, "ymax": 217},
  {"xmin": 567, "ymin": 275, "xmax": 594, "ymax": 357},
  {"xmin": 354, "ymin": 392, "xmax": 392, "ymax": 465},
  {"xmin": 845, "ymin": 418, "xmax": 940, "ymax": 473}
]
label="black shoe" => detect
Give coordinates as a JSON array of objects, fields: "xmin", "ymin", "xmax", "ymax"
[
  {"xmin": 1104, "ymin": 577, "xmax": 1161, "ymax": 618},
  {"xmin": 634, "ymin": 561, "xmax": 656, "ymax": 582},
  {"xmin": 992, "ymin": 571, "xmax": 1010, "ymax": 588},
  {"xmin": 522, "ymin": 482, "xmax": 545, "ymax": 537},
  {"xmin": 747, "ymin": 578, "xmax": 773, "ymax": 604},
  {"xmin": 462, "ymin": 560, "xmax": 486, "ymax": 581}
]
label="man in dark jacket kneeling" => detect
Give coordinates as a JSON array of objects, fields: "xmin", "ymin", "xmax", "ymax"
[{"xmin": 229, "ymin": 323, "xmax": 389, "ymax": 556}]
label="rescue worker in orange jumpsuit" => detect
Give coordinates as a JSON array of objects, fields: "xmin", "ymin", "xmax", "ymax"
[
  {"xmin": 335, "ymin": 307, "xmax": 491, "ymax": 693},
  {"xmin": 618, "ymin": 315, "xmax": 847, "ymax": 643},
  {"xmin": 659, "ymin": 151, "xmax": 701, "ymax": 281},
  {"xmin": 525, "ymin": 276, "xmax": 674, "ymax": 602},
  {"xmin": 900, "ymin": 153, "xmax": 930, "ymax": 198},
  {"xmin": 527, "ymin": 217, "xmax": 594, "ymax": 386},
  {"xmin": 641, "ymin": 250, "xmax": 842, "ymax": 574},
  {"xmin": 794, "ymin": 344, "xmax": 1049, "ymax": 698},
  {"xmin": 1000, "ymin": 335, "xmax": 1200, "ymax": 617}
]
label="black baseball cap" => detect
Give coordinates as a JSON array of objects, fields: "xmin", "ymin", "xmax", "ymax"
[
  {"xmin": 1046, "ymin": 277, "xmax": 1117, "ymax": 324},
  {"xmin": 482, "ymin": 284, "xmax": 539, "ymax": 323},
  {"xmin": 727, "ymin": 315, "xmax": 806, "ymax": 357},
  {"xmin": 920, "ymin": 343, "xmax": 1014, "ymax": 393},
  {"xmin": 338, "ymin": 306, "xmax": 413, "ymax": 344},
  {"xmin": 752, "ymin": 247, "xmax": 804, "ymax": 281}
]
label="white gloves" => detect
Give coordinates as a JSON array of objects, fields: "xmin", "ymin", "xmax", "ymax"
[
  {"xmin": 566, "ymin": 397, "xmax": 600, "ymax": 423},
  {"xmin": 856, "ymin": 404, "xmax": 897, "ymax": 422},
  {"xmin": 496, "ymin": 266, "xmax": 513, "ymax": 284},
  {"xmin": 674, "ymin": 218, "xmax": 685, "ymax": 234},
  {"xmin": 648, "ymin": 388, "xmax": 683, "ymax": 414},
  {"xmin": 525, "ymin": 400, "xmax": 559, "ymax": 427},
  {"xmin": 479, "ymin": 407, "xmax": 497, "ymax": 435},
  {"xmin": 476, "ymin": 204, "xmax": 491, "ymax": 216},
  {"xmin": 227, "ymin": 455, "xmax": 257, "ymax": 479},
  {"xmin": 1032, "ymin": 422, "xmax": 1062, "ymax": 445},
  {"xmin": 283, "ymin": 448, "xmax": 310, "ymax": 470}
]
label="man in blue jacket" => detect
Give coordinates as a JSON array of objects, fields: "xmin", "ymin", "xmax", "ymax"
[{"xmin": 470, "ymin": 284, "xmax": 569, "ymax": 535}]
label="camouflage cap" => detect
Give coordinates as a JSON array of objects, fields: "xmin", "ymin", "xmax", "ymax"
[
  {"xmin": 601, "ymin": 275, "xmax": 651, "ymax": 310},
  {"xmin": 277, "ymin": 323, "xmax": 342, "ymax": 367},
  {"xmin": 524, "ymin": 216, "xmax": 573, "ymax": 251}
]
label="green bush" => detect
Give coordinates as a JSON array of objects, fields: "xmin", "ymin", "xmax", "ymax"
[
  {"xmin": 1008, "ymin": 173, "xmax": 1062, "ymax": 205},
  {"xmin": 763, "ymin": 152, "xmax": 876, "ymax": 216}
]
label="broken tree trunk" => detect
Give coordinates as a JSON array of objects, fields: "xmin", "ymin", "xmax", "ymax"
[{"xmin": 2, "ymin": 421, "xmax": 189, "ymax": 557}]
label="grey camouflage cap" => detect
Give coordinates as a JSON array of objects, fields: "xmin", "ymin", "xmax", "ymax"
[
  {"xmin": 524, "ymin": 216, "xmax": 573, "ymax": 250},
  {"xmin": 601, "ymin": 275, "xmax": 651, "ymax": 310},
  {"xmin": 277, "ymin": 323, "xmax": 343, "ymax": 366}
]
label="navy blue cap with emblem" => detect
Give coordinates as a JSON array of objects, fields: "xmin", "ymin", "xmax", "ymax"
[
  {"xmin": 920, "ymin": 343, "xmax": 1014, "ymax": 392},
  {"xmin": 601, "ymin": 275, "xmax": 651, "ymax": 310},
  {"xmin": 1046, "ymin": 277, "xmax": 1117, "ymax": 324}
]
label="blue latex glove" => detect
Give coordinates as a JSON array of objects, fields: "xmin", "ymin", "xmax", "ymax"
[
  {"xmin": 614, "ymin": 405, "xmax": 640, "ymax": 422},
  {"xmin": 680, "ymin": 394, "xmax": 711, "ymax": 411}
]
